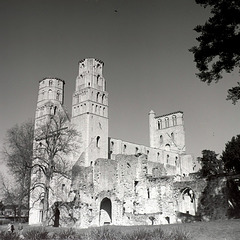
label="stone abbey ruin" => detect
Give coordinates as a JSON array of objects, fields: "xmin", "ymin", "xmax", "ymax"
[{"xmin": 29, "ymin": 58, "xmax": 204, "ymax": 228}]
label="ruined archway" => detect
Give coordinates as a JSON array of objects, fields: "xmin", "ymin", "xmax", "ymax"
[
  {"xmin": 99, "ymin": 197, "xmax": 112, "ymax": 225},
  {"xmin": 178, "ymin": 187, "xmax": 196, "ymax": 215}
]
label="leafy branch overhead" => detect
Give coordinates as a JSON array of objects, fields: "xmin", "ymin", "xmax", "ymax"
[{"xmin": 190, "ymin": 0, "xmax": 240, "ymax": 104}]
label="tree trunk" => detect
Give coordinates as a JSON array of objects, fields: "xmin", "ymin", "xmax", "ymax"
[{"xmin": 42, "ymin": 174, "xmax": 50, "ymax": 226}]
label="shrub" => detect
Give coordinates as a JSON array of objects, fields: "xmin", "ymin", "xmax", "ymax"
[
  {"xmin": 0, "ymin": 231, "xmax": 21, "ymax": 240},
  {"xmin": 169, "ymin": 228, "xmax": 191, "ymax": 240},
  {"xmin": 0, "ymin": 219, "xmax": 10, "ymax": 225},
  {"xmin": 24, "ymin": 227, "xmax": 49, "ymax": 240},
  {"xmin": 87, "ymin": 227, "xmax": 123, "ymax": 240},
  {"xmin": 58, "ymin": 228, "xmax": 84, "ymax": 239}
]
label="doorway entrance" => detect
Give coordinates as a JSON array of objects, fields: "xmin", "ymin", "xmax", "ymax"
[{"xmin": 99, "ymin": 198, "xmax": 112, "ymax": 225}]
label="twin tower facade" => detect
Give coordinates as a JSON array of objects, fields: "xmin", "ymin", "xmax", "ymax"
[{"xmin": 30, "ymin": 58, "xmax": 199, "ymax": 227}]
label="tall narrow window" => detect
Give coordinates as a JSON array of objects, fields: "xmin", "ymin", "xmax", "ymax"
[
  {"xmin": 56, "ymin": 91, "xmax": 60, "ymax": 100},
  {"xmin": 111, "ymin": 141, "xmax": 114, "ymax": 152},
  {"xmin": 135, "ymin": 147, "xmax": 139, "ymax": 154},
  {"xmin": 102, "ymin": 94, "xmax": 105, "ymax": 104},
  {"xmin": 171, "ymin": 132, "xmax": 174, "ymax": 141},
  {"xmin": 147, "ymin": 188, "xmax": 150, "ymax": 199},
  {"xmin": 96, "ymin": 92, "xmax": 100, "ymax": 102},
  {"xmin": 49, "ymin": 80, "xmax": 53, "ymax": 86},
  {"xmin": 96, "ymin": 136, "xmax": 100, "ymax": 147},
  {"xmin": 167, "ymin": 154, "xmax": 169, "ymax": 163},
  {"xmin": 123, "ymin": 144, "xmax": 127, "ymax": 153},
  {"xmin": 175, "ymin": 156, "xmax": 178, "ymax": 165},
  {"xmin": 160, "ymin": 135, "xmax": 163, "ymax": 145},
  {"xmin": 158, "ymin": 120, "xmax": 162, "ymax": 129},
  {"xmin": 165, "ymin": 118, "xmax": 169, "ymax": 128},
  {"xmin": 48, "ymin": 89, "xmax": 53, "ymax": 99},
  {"xmin": 172, "ymin": 115, "xmax": 177, "ymax": 126},
  {"xmin": 97, "ymin": 75, "xmax": 100, "ymax": 85}
]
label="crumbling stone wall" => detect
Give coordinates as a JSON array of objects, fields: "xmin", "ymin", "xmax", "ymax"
[{"xmin": 68, "ymin": 153, "xmax": 203, "ymax": 228}]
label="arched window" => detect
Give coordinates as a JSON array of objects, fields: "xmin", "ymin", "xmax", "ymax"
[
  {"xmin": 175, "ymin": 156, "xmax": 178, "ymax": 165},
  {"xmin": 56, "ymin": 91, "xmax": 60, "ymax": 100},
  {"xmin": 167, "ymin": 154, "xmax": 169, "ymax": 163},
  {"xmin": 165, "ymin": 118, "xmax": 169, "ymax": 128},
  {"xmin": 160, "ymin": 135, "xmax": 163, "ymax": 145},
  {"xmin": 97, "ymin": 75, "xmax": 100, "ymax": 85},
  {"xmin": 49, "ymin": 80, "xmax": 53, "ymax": 86},
  {"xmin": 96, "ymin": 92, "xmax": 100, "ymax": 102},
  {"xmin": 48, "ymin": 89, "xmax": 53, "ymax": 99},
  {"xmin": 158, "ymin": 120, "xmax": 162, "ymax": 129},
  {"xmin": 111, "ymin": 141, "xmax": 114, "ymax": 152},
  {"xmin": 103, "ymin": 107, "xmax": 105, "ymax": 116},
  {"xmin": 172, "ymin": 115, "xmax": 177, "ymax": 126},
  {"xmin": 102, "ymin": 94, "xmax": 105, "ymax": 104},
  {"xmin": 96, "ymin": 136, "xmax": 100, "ymax": 147},
  {"xmin": 171, "ymin": 132, "xmax": 174, "ymax": 141},
  {"xmin": 135, "ymin": 147, "xmax": 139, "ymax": 154},
  {"xmin": 123, "ymin": 144, "xmax": 127, "ymax": 153},
  {"xmin": 165, "ymin": 144, "xmax": 170, "ymax": 151}
]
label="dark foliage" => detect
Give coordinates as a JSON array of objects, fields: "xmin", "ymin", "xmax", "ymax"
[
  {"xmin": 190, "ymin": 0, "xmax": 240, "ymax": 104},
  {"xmin": 198, "ymin": 150, "xmax": 223, "ymax": 178},
  {"xmin": 197, "ymin": 177, "xmax": 229, "ymax": 220},
  {"xmin": 221, "ymin": 135, "xmax": 240, "ymax": 174}
]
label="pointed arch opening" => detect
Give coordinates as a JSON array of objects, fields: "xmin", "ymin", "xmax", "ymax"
[
  {"xmin": 178, "ymin": 187, "xmax": 196, "ymax": 215},
  {"xmin": 99, "ymin": 198, "xmax": 112, "ymax": 225}
]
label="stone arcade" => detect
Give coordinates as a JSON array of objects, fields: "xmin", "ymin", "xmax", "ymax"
[{"xmin": 29, "ymin": 58, "xmax": 203, "ymax": 228}]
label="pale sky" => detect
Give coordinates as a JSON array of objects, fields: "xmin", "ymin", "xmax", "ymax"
[{"xmin": 0, "ymin": 0, "xmax": 239, "ymax": 169}]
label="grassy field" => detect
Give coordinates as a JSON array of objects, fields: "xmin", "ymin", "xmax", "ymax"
[{"xmin": 0, "ymin": 219, "xmax": 240, "ymax": 240}]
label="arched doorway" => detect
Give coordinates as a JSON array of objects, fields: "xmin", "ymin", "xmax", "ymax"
[
  {"xmin": 99, "ymin": 198, "xmax": 112, "ymax": 225},
  {"xmin": 178, "ymin": 187, "xmax": 196, "ymax": 215}
]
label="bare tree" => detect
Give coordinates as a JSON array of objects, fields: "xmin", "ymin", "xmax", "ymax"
[
  {"xmin": 31, "ymin": 112, "xmax": 79, "ymax": 226},
  {"xmin": 1, "ymin": 120, "xmax": 34, "ymax": 218}
]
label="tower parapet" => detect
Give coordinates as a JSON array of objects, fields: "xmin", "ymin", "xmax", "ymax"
[{"xmin": 35, "ymin": 78, "xmax": 65, "ymax": 127}]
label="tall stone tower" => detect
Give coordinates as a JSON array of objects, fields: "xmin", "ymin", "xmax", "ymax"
[
  {"xmin": 149, "ymin": 111, "xmax": 186, "ymax": 153},
  {"xmin": 35, "ymin": 77, "xmax": 65, "ymax": 128},
  {"xmin": 29, "ymin": 77, "xmax": 65, "ymax": 225},
  {"xmin": 71, "ymin": 58, "xmax": 109, "ymax": 167}
]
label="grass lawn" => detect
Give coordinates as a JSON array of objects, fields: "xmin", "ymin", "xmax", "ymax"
[{"xmin": 0, "ymin": 219, "xmax": 239, "ymax": 240}]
